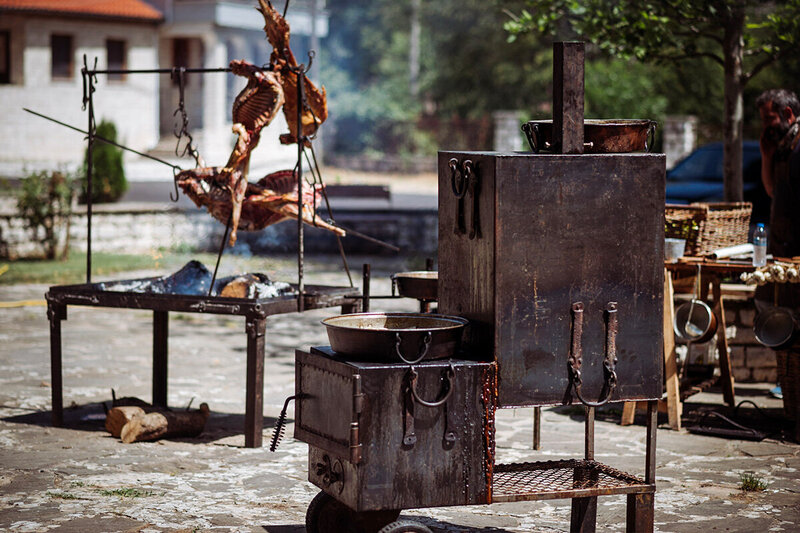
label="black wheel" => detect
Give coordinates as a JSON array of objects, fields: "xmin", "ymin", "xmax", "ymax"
[
  {"xmin": 306, "ymin": 491, "xmax": 401, "ymax": 533},
  {"xmin": 377, "ymin": 519, "xmax": 433, "ymax": 533}
]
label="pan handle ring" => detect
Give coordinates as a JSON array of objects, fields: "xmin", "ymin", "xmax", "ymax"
[
  {"xmin": 645, "ymin": 121, "xmax": 657, "ymax": 153},
  {"xmin": 395, "ymin": 331, "xmax": 432, "ymax": 365},
  {"xmin": 409, "ymin": 364, "xmax": 455, "ymax": 408}
]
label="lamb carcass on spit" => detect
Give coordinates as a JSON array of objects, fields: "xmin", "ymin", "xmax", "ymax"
[
  {"xmin": 176, "ymin": 1, "xmax": 336, "ymax": 246},
  {"xmin": 177, "ymin": 168, "xmax": 343, "ymax": 237}
]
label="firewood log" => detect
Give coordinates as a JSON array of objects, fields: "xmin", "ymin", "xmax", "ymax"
[
  {"xmin": 120, "ymin": 403, "xmax": 210, "ymax": 443},
  {"xmin": 105, "ymin": 406, "xmax": 147, "ymax": 437}
]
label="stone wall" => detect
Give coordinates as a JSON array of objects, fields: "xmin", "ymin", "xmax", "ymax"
[
  {"xmin": 1, "ymin": 203, "xmax": 439, "ymax": 259},
  {"xmin": 662, "ymin": 115, "xmax": 698, "ymax": 169},
  {"xmin": 325, "ymin": 154, "xmax": 436, "ymax": 174},
  {"xmin": 493, "ymin": 110, "xmax": 524, "ymax": 152}
]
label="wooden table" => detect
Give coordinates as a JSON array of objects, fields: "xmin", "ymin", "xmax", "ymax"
[{"xmin": 622, "ymin": 258, "xmax": 756, "ymax": 430}]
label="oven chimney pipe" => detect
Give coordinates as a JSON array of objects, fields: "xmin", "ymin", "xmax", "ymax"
[{"xmin": 553, "ymin": 42, "xmax": 585, "ymax": 154}]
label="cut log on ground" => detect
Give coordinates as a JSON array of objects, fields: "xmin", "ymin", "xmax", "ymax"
[
  {"xmin": 105, "ymin": 406, "xmax": 148, "ymax": 437},
  {"xmin": 120, "ymin": 403, "xmax": 210, "ymax": 443}
]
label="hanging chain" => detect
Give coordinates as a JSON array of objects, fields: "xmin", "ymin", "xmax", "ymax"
[
  {"xmin": 81, "ymin": 56, "xmax": 99, "ymax": 135},
  {"xmin": 171, "ymin": 67, "xmax": 203, "ymax": 168}
]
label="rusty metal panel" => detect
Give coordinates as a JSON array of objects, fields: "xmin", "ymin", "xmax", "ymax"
[
  {"xmin": 439, "ymin": 152, "xmax": 665, "ymax": 407},
  {"xmin": 296, "ymin": 348, "xmax": 495, "ymax": 511},
  {"xmin": 295, "ymin": 350, "xmax": 356, "ymax": 458},
  {"xmin": 437, "ymin": 153, "xmax": 496, "ymax": 356}
]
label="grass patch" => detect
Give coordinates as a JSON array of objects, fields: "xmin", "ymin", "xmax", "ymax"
[
  {"xmin": 0, "ymin": 249, "xmax": 376, "ymax": 286},
  {"xmin": 0, "ymin": 252, "xmax": 161, "ymax": 285},
  {"xmin": 99, "ymin": 487, "xmax": 155, "ymax": 498},
  {"xmin": 739, "ymin": 472, "xmax": 767, "ymax": 492},
  {"xmin": 47, "ymin": 491, "xmax": 79, "ymax": 499}
]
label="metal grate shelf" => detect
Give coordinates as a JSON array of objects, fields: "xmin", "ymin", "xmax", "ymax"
[{"xmin": 492, "ymin": 459, "xmax": 653, "ymax": 503}]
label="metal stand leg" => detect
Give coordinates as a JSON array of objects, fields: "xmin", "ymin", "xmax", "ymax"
[
  {"xmin": 362, "ymin": 263, "xmax": 371, "ymax": 313},
  {"xmin": 626, "ymin": 493, "xmax": 654, "ymax": 533},
  {"xmin": 532, "ymin": 406, "xmax": 541, "ymax": 450},
  {"xmin": 48, "ymin": 302, "xmax": 66, "ymax": 427},
  {"xmin": 626, "ymin": 399, "xmax": 657, "ymax": 532},
  {"xmin": 570, "ymin": 405, "xmax": 597, "ymax": 532},
  {"xmin": 570, "ymin": 496, "xmax": 597, "ymax": 533},
  {"xmin": 245, "ymin": 316, "xmax": 267, "ymax": 448},
  {"xmin": 645, "ymin": 400, "xmax": 657, "ymax": 484},
  {"xmin": 153, "ymin": 311, "xmax": 168, "ymax": 407}
]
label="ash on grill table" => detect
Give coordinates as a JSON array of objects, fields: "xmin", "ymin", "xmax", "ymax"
[{"xmin": 98, "ymin": 260, "xmax": 294, "ymax": 299}]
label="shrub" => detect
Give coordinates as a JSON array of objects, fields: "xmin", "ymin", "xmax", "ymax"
[
  {"xmin": 16, "ymin": 170, "xmax": 75, "ymax": 260},
  {"xmin": 81, "ymin": 119, "xmax": 127, "ymax": 204}
]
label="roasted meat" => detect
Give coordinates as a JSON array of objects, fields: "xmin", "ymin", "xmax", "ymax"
[
  {"xmin": 177, "ymin": 168, "xmax": 344, "ymax": 237},
  {"xmin": 257, "ymin": 0, "xmax": 328, "ymax": 145},
  {"xmin": 176, "ymin": 0, "xmax": 332, "ymax": 245}
]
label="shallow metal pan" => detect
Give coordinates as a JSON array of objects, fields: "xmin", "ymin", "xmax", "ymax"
[
  {"xmin": 321, "ymin": 312, "xmax": 467, "ymax": 363},
  {"xmin": 391, "ymin": 271, "xmax": 438, "ymax": 301}
]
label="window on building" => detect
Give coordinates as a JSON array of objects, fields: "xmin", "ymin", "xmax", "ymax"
[
  {"xmin": 51, "ymin": 34, "xmax": 73, "ymax": 80},
  {"xmin": 0, "ymin": 31, "xmax": 10, "ymax": 84},
  {"xmin": 172, "ymin": 38, "xmax": 189, "ymax": 85},
  {"xmin": 106, "ymin": 39, "xmax": 126, "ymax": 81}
]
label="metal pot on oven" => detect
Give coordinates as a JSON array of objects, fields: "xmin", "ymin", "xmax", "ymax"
[{"xmin": 321, "ymin": 312, "xmax": 467, "ymax": 363}]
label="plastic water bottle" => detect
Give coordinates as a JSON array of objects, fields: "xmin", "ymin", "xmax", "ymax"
[{"xmin": 753, "ymin": 223, "xmax": 767, "ymax": 267}]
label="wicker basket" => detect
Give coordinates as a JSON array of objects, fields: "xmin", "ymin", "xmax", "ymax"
[
  {"xmin": 776, "ymin": 349, "xmax": 800, "ymax": 420},
  {"xmin": 665, "ymin": 202, "xmax": 752, "ymax": 256}
]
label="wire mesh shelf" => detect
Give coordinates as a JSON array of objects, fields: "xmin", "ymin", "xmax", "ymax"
[{"xmin": 492, "ymin": 459, "xmax": 652, "ymax": 503}]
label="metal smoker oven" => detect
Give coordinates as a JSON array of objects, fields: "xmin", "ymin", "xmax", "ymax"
[{"xmin": 294, "ymin": 43, "xmax": 664, "ymax": 533}]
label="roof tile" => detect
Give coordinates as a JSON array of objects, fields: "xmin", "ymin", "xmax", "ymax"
[{"xmin": 0, "ymin": 0, "xmax": 163, "ymax": 21}]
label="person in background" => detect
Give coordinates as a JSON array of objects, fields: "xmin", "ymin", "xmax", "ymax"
[{"xmin": 756, "ymin": 88, "xmax": 800, "ymax": 400}]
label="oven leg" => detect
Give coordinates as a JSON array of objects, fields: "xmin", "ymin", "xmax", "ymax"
[
  {"xmin": 48, "ymin": 301, "xmax": 66, "ymax": 427},
  {"xmin": 153, "ymin": 310, "xmax": 168, "ymax": 407},
  {"xmin": 626, "ymin": 399, "xmax": 657, "ymax": 532},
  {"xmin": 245, "ymin": 316, "xmax": 267, "ymax": 448},
  {"xmin": 532, "ymin": 406, "xmax": 541, "ymax": 450},
  {"xmin": 570, "ymin": 496, "xmax": 597, "ymax": 533},
  {"xmin": 626, "ymin": 493, "xmax": 654, "ymax": 533},
  {"xmin": 570, "ymin": 405, "xmax": 597, "ymax": 532}
]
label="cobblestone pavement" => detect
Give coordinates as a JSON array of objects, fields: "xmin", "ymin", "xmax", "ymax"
[{"xmin": 1, "ymin": 258, "xmax": 799, "ymax": 532}]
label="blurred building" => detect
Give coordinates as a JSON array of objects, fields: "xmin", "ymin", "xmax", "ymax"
[{"xmin": 0, "ymin": 0, "xmax": 327, "ymax": 183}]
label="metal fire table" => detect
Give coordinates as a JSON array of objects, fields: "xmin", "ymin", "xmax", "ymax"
[{"xmin": 46, "ymin": 280, "xmax": 359, "ymax": 448}]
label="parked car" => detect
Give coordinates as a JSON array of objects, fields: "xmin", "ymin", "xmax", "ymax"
[{"xmin": 665, "ymin": 141, "xmax": 770, "ymax": 223}]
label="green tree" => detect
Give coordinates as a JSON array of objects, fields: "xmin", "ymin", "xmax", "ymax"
[
  {"xmin": 506, "ymin": 0, "xmax": 800, "ymax": 201},
  {"xmin": 81, "ymin": 119, "xmax": 127, "ymax": 203}
]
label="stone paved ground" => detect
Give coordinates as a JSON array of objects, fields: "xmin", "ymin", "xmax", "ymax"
[{"xmin": 1, "ymin": 256, "xmax": 799, "ymax": 532}]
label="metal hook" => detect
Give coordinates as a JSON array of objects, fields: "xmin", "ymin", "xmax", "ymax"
[
  {"xmin": 305, "ymin": 50, "xmax": 315, "ymax": 73},
  {"xmin": 170, "ymin": 166, "xmax": 181, "ymax": 202}
]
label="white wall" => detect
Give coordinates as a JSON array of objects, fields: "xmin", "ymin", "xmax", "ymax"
[{"xmin": 0, "ymin": 15, "xmax": 160, "ymax": 176}]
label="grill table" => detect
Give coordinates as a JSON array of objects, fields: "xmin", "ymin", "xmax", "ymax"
[{"xmin": 46, "ymin": 280, "xmax": 358, "ymax": 448}]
